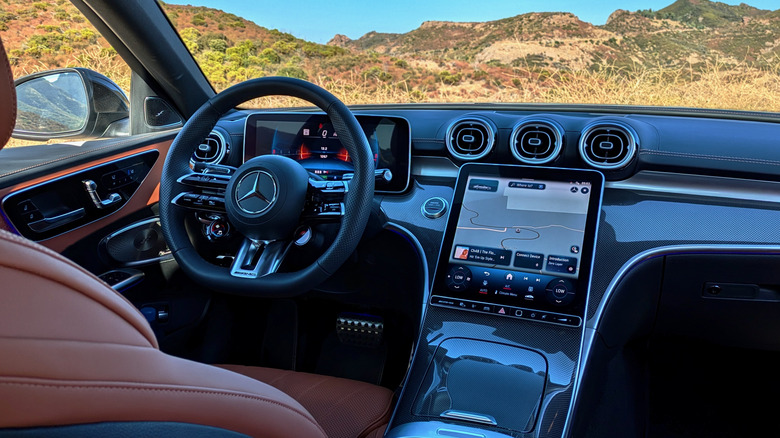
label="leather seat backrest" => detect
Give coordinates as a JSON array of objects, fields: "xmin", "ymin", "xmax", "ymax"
[
  {"xmin": 0, "ymin": 36, "xmax": 15, "ymax": 150},
  {"xmin": 0, "ymin": 35, "xmax": 326, "ymax": 438}
]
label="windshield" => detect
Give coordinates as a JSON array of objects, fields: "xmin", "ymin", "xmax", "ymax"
[{"xmin": 161, "ymin": 0, "xmax": 780, "ymax": 112}]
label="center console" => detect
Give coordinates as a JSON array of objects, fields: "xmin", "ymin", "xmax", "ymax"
[{"xmin": 386, "ymin": 164, "xmax": 603, "ymax": 438}]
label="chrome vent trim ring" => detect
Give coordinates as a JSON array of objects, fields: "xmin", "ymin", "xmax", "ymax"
[
  {"xmin": 191, "ymin": 130, "xmax": 227, "ymax": 166},
  {"xmin": 445, "ymin": 118, "xmax": 495, "ymax": 161},
  {"xmin": 578, "ymin": 121, "xmax": 638, "ymax": 170},
  {"xmin": 509, "ymin": 118, "xmax": 564, "ymax": 164}
]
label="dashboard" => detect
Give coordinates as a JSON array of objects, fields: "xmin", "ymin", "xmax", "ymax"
[
  {"xmin": 190, "ymin": 106, "xmax": 780, "ymax": 324},
  {"xmin": 192, "ymin": 106, "xmax": 780, "ymax": 436}
]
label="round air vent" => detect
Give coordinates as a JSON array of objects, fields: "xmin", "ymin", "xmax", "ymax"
[
  {"xmin": 510, "ymin": 118, "xmax": 564, "ymax": 164},
  {"xmin": 191, "ymin": 130, "xmax": 227, "ymax": 165},
  {"xmin": 446, "ymin": 118, "xmax": 495, "ymax": 161},
  {"xmin": 578, "ymin": 121, "xmax": 638, "ymax": 170}
]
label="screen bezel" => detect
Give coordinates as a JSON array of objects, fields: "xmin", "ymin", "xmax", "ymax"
[
  {"xmin": 243, "ymin": 112, "xmax": 411, "ymax": 194},
  {"xmin": 431, "ymin": 163, "xmax": 604, "ymax": 318}
]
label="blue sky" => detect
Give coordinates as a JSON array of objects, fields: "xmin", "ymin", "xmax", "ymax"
[{"xmin": 164, "ymin": 0, "xmax": 780, "ymax": 44}]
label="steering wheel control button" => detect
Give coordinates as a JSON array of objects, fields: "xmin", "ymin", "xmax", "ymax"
[
  {"xmin": 294, "ymin": 227, "xmax": 313, "ymax": 246},
  {"xmin": 545, "ymin": 278, "xmax": 576, "ymax": 306},
  {"xmin": 422, "ymin": 197, "xmax": 448, "ymax": 219},
  {"xmin": 205, "ymin": 219, "xmax": 230, "ymax": 241},
  {"xmin": 446, "ymin": 265, "xmax": 472, "ymax": 291},
  {"xmin": 178, "ymin": 173, "xmax": 231, "ymax": 189}
]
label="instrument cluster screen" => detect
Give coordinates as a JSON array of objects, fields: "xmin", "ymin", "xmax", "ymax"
[{"xmin": 244, "ymin": 113, "xmax": 410, "ymax": 193}]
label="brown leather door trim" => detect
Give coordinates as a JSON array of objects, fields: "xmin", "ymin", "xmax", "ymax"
[{"xmin": 0, "ymin": 139, "xmax": 172, "ymax": 252}]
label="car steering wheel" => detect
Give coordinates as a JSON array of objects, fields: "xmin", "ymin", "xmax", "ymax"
[{"xmin": 159, "ymin": 77, "xmax": 374, "ymax": 296}]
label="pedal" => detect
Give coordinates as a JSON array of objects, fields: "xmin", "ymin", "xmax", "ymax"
[{"xmin": 336, "ymin": 313, "xmax": 384, "ymax": 348}]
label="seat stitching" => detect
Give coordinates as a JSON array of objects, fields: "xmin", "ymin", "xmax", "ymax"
[
  {"xmin": 264, "ymin": 372, "xmax": 288, "ymax": 386},
  {"xmin": 0, "ymin": 336, "xmax": 154, "ymax": 347},
  {"xmin": 355, "ymin": 396, "xmax": 393, "ymax": 438},
  {"xmin": 318, "ymin": 385, "xmax": 392, "ymax": 437},
  {"xmin": 288, "ymin": 374, "xmax": 330, "ymax": 399},
  {"xmin": 0, "ymin": 379, "xmax": 325, "ymax": 433},
  {"xmin": 318, "ymin": 385, "xmax": 370, "ymax": 419}
]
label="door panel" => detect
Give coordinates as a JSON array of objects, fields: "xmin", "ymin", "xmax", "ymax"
[{"xmin": 0, "ymin": 138, "xmax": 172, "ymax": 252}]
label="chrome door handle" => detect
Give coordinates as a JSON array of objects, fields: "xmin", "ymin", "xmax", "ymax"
[{"xmin": 83, "ymin": 180, "xmax": 122, "ymax": 209}]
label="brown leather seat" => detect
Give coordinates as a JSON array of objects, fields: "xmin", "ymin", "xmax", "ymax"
[
  {"xmin": 0, "ymin": 37, "xmax": 392, "ymax": 437},
  {"xmin": 220, "ymin": 366, "xmax": 392, "ymax": 438}
]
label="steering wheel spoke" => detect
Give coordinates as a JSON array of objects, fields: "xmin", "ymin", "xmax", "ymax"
[
  {"xmin": 171, "ymin": 191, "xmax": 227, "ymax": 213},
  {"xmin": 303, "ymin": 178, "xmax": 347, "ymax": 222},
  {"xmin": 230, "ymin": 238, "xmax": 291, "ymax": 279}
]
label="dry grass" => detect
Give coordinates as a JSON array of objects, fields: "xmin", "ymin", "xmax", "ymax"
[
  {"xmin": 241, "ymin": 60, "xmax": 780, "ymax": 113},
  {"xmin": 541, "ymin": 61, "xmax": 780, "ymax": 111},
  {"xmin": 7, "ymin": 60, "xmax": 780, "ymax": 148}
]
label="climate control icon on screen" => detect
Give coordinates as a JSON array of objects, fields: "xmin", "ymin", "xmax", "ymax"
[{"xmin": 446, "ymin": 265, "xmax": 472, "ymax": 292}]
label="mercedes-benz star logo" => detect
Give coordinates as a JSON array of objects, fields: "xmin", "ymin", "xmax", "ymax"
[{"xmin": 235, "ymin": 170, "xmax": 277, "ymax": 215}]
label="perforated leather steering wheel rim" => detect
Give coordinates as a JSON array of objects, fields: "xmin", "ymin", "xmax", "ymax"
[{"xmin": 159, "ymin": 77, "xmax": 374, "ymax": 296}]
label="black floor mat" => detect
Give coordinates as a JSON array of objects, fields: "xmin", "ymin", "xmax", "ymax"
[{"xmin": 315, "ymin": 332, "xmax": 387, "ymax": 385}]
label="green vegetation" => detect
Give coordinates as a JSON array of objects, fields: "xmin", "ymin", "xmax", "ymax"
[
  {"xmin": 657, "ymin": 0, "xmax": 767, "ymax": 28},
  {"xmin": 4, "ymin": 0, "xmax": 780, "ymax": 116}
]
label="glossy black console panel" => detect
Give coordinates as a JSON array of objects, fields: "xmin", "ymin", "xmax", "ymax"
[
  {"xmin": 388, "ymin": 306, "xmax": 583, "ymax": 438},
  {"xmin": 412, "ymin": 338, "xmax": 547, "ymax": 432},
  {"xmin": 388, "ymin": 421, "xmax": 515, "ymax": 438}
]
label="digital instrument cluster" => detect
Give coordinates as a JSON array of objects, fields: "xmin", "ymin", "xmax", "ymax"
[{"xmin": 244, "ymin": 113, "xmax": 411, "ymax": 193}]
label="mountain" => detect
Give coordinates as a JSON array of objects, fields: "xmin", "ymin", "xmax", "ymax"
[
  {"xmin": 336, "ymin": 0, "xmax": 780, "ymax": 69},
  {"xmin": 338, "ymin": 13, "xmax": 606, "ymax": 59},
  {"xmin": 656, "ymin": 0, "xmax": 768, "ymax": 27},
  {"xmin": 2, "ymin": 0, "xmax": 779, "ymax": 104}
]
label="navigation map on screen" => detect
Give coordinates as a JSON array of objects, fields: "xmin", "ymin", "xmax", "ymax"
[{"xmin": 450, "ymin": 176, "xmax": 592, "ymax": 279}]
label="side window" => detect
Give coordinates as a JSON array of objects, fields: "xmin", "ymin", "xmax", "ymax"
[{"xmin": 2, "ymin": 0, "xmax": 132, "ymax": 147}]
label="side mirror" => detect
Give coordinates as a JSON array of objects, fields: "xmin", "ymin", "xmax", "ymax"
[{"xmin": 13, "ymin": 68, "xmax": 129, "ymax": 141}]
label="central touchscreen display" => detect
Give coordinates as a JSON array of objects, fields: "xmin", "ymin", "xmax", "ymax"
[
  {"xmin": 452, "ymin": 176, "xmax": 590, "ymax": 278},
  {"xmin": 432, "ymin": 164, "xmax": 603, "ymax": 325}
]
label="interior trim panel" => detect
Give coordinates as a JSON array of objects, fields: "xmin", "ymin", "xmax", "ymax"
[{"xmin": 0, "ymin": 139, "xmax": 172, "ymax": 252}]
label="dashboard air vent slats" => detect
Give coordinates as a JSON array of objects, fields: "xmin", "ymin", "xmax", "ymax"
[
  {"xmin": 191, "ymin": 131, "xmax": 227, "ymax": 165},
  {"xmin": 446, "ymin": 118, "xmax": 495, "ymax": 161},
  {"xmin": 578, "ymin": 122, "xmax": 638, "ymax": 170},
  {"xmin": 510, "ymin": 119, "xmax": 564, "ymax": 164}
]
